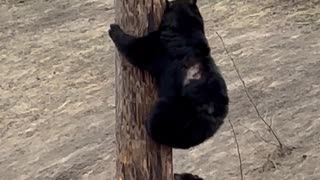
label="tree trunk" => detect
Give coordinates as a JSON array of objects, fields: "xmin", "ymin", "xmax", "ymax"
[{"xmin": 114, "ymin": 0, "xmax": 173, "ymax": 180}]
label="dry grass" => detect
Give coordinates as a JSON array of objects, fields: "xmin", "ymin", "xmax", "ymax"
[{"xmin": 0, "ymin": 0, "xmax": 320, "ymax": 179}]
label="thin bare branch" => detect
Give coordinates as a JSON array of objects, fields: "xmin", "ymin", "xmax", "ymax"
[
  {"xmin": 216, "ymin": 32, "xmax": 284, "ymax": 149},
  {"xmin": 238, "ymin": 123, "xmax": 278, "ymax": 147},
  {"xmin": 228, "ymin": 118, "xmax": 244, "ymax": 180}
]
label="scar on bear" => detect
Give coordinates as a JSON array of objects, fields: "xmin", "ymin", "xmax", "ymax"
[{"xmin": 183, "ymin": 64, "xmax": 202, "ymax": 85}]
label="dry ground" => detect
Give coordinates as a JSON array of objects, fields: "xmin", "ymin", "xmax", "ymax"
[{"xmin": 0, "ymin": 0, "xmax": 319, "ymax": 179}]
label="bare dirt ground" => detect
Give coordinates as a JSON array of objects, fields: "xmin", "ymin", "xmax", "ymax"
[{"xmin": 0, "ymin": 0, "xmax": 319, "ymax": 179}]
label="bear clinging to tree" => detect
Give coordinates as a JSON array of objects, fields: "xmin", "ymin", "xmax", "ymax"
[{"xmin": 108, "ymin": 0, "xmax": 229, "ymax": 149}]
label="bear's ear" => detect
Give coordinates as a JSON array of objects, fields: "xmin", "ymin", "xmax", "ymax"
[{"xmin": 191, "ymin": 0, "xmax": 197, "ymax": 5}]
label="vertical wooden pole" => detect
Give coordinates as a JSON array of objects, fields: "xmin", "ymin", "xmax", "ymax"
[{"xmin": 114, "ymin": 0, "xmax": 173, "ymax": 180}]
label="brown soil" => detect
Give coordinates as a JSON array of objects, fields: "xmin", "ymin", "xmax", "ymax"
[{"xmin": 0, "ymin": 0, "xmax": 319, "ymax": 179}]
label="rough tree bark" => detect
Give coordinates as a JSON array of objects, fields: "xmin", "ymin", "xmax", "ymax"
[{"xmin": 114, "ymin": 0, "xmax": 173, "ymax": 180}]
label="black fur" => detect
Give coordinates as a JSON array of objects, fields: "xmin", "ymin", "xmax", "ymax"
[
  {"xmin": 174, "ymin": 173, "xmax": 203, "ymax": 180},
  {"xmin": 108, "ymin": 0, "xmax": 229, "ymax": 149}
]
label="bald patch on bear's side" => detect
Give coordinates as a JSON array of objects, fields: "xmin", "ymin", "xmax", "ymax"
[{"xmin": 183, "ymin": 63, "xmax": 201, "ymax": 85}]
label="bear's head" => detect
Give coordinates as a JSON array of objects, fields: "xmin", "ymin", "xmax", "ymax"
[{"xmin": 160, "ymin": 0, "xmax": 204, "ymax": 33}]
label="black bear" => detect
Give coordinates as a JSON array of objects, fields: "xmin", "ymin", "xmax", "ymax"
[{"xmin": 108, "ymin": 0, "xmax": 229, "ymax": 149}]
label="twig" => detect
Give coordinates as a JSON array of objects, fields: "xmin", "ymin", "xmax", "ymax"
[
  {"xmin": 238, "ymin": 122, "xmax": 278, "ymax": 147},
  {"xmin": 216, "ymin": 32, "xmax": 284, "ymax": 149},
  {"xmin": 228, "ymin": 118, "xmax": 244, "ymax": 180}
]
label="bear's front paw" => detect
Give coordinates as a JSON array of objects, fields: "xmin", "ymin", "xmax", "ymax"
[{"xmin": 108, "ymin": 24, "xmax": 123, "ymax": 40}]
